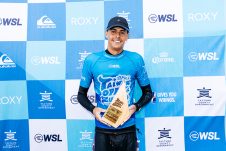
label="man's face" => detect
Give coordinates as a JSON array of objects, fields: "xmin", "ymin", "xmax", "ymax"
[{"xmin": 106, "ymin": 27, "xmax": 128, "ymax": 53}]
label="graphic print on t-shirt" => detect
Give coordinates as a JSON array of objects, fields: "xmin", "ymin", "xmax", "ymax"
[{"xmin": 97, "ymin": 74, "xmax": 131, "ymax": 105}]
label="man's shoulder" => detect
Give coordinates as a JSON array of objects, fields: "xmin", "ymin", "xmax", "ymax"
[
  {"xmin": 124, "ymin": 50, "xmax": 143, "ymax": 60},
  {"xmin": 85, "ymin": 51, "xmax": 104, "ymax": 61}
]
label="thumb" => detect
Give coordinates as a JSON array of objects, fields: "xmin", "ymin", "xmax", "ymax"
[{"xmin": 100, "ymin": 108, "xmax": 106, "ymax": 113}]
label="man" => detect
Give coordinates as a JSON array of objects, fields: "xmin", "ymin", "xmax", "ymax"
[{"xmin": 77, "ymin": 16, "xmax": 153, "ymax": 151}]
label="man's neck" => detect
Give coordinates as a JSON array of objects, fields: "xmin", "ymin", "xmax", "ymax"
[{"xmin": 106, "ymin": 49, "xmax": 123, "ymax": 56}]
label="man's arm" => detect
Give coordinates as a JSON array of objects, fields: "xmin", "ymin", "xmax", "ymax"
[
  {"xmin": 134, "ymin": 84, "xmax": 153, "ymax": 112},
  {"xmin": 121, "ymin": 84, "xmax": 153, "ymax": 125},
  {"xmin": 77, "ymin": 86, "xmax": 106, "ymax": 122},
  {"xmin": 77, "ymin": 86, "xmax": 95, "ymax": 113}
]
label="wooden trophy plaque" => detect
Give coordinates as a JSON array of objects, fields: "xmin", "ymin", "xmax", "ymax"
[{"xmin": 102, "ymin": 81, "xmax": 130, "ymax": 128}]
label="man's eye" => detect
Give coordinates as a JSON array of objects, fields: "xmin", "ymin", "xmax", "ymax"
[{"xmin": 111, "ymin": 30, "xmax": 116, "ymax": 34}]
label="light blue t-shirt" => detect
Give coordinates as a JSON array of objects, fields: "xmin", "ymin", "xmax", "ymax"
[{"xmin": 80, "ymin": 50, "xmax": 150, "ymax": 129}]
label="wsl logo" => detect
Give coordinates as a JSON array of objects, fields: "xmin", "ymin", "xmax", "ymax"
[
  {"xmin": 34, "ymin": 134, "xmax": 62, "ymax": 143},
  {"xmin": 0, "ymin": 54, "xmax": 16, "ymax": 68},
  {"xmin": 189, "ymin": 131, "xmax": 220, "ymax": 141},
  {"xmin": 31, "ymin": 56, "xmax": 61, "ymax": 65},
  {"xmin": 188, "ymin": 52, "xmax": 219, "ymax": 62},
  {"xmin": 0, "ymin": 18, "xmax": 22, "ymax": 26},
  {"xmin": 148, "ymin": 14, "xmax": 177, "ymax": 23},
  {"xmin": 70, "ymin": 94, "xmax": 95, "ymax": 104}
]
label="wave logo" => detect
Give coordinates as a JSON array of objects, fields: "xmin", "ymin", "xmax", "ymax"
[
  {"xmin": 0, "ymin": 54, "xmax": 16, "ymax": 68},
  {"xmin": 189, "ymin": 131, "xmax": 220, "ymax": 141},
  {"xmin": 188, "ymin": 52, "xmax": 219, "ymax": 62},
  {"xmin": 37, "ymin": 15, "xmax": 56, "ymax": 28},
  {"xmin": 0, "ymin": 18, "xmax": 22, "ymax": 26},
  {"xmin": 148, "ymin": 14, "xmax": 178, "ymax": 23}
]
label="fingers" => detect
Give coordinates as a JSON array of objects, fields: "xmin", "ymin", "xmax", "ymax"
[
  {"xmin": 93, "ymin": 107, "xmax": 106, "ymax": 123},
  {"xmin": 129, "ymin": 105, "xmax": 136, "ymax": 114},
  {"xmin": 120, "ymin": 106, "xmax": 135, "ymax": 126}
]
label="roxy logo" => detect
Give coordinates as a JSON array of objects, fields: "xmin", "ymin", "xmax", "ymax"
[
  {"xmin": 71, "ymin": 17, "xmax": 99, "ymax": 26},
  {"xmin": 0, "ymin": 96, "xmax": 22, "ymax": 104},
  {"xmin": 188, "ymin": 12, "xmax": 218, "ymax": 22}
]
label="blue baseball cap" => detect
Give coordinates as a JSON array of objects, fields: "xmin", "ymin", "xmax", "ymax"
[{"xmin": 106, "ymin": 16, "xmax": 129, "ymax": 32}]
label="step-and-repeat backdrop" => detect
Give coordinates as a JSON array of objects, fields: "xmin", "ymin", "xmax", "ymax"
[{"xmin": 0, "ymin": 0, "xmax": 226, "ymax": 151}]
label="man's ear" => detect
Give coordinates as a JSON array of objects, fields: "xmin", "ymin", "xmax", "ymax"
[{"xmin": 105, "ymin": 33, "xmax": 108, "ymax": 39}]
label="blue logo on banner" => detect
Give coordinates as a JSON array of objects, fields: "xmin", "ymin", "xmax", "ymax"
[
  {"xmin": 0, "ymin": 120, "xmax": 29, "ymax": 151},
  {"xmin": 0, "ymin": 18, "xmax": 22, "ymax": 26},
  {"xmin": 144, "ymin": 38, "xmax": 183, "ymax": 78},
  {"xmin": 27, "ymin": 80, "xmax": 65, "ymax": 119},
  {"xmin": 185, "ymin": 116, "xmax": 226, "ymax": 151},
  {"xmin": 28, "ymin": 3, "xmax": 66, "ymax": 41},
  {"xmin": 148, "ymin": 14, "xmax": 178, "ymax": 23},
  {"xmin": 104, "ymin": 0, "xmax": 143, "ymax": 38},
  {"xmin": 183, "ymin": 36, "xmax": 225, "ymax": 76},
  {"xmin": 67, "ymin": 120, "xmax": 95, "ymax": 151},
  {"xmin": 0, "ymin": 42, "xmax": 26, "ymax": 80},
  {"xmin": 66, "ymin": 1, "xmax": 104, "ymax": 40},
  {"xmin": 66, "ymin": 40, "xmax": 104, "ymax": 79},
  {"xmin": 26, "ymin": 41, "xmax": 66, "ymax": 80},
  {"xmin": 145, "ymin": 77, "xmax": 184, "ymax": 117},
  {"xmin": 0, "ymin": 81, "xmax": 28, "ymax": 120}
]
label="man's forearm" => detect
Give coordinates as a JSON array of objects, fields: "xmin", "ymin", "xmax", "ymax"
[
  {"xmin": 77, "ymin": 86, "xmax": 95, "ymax": 113},
  {"xmin": 134, "ymin": 84, "xmax": 153, "ymax": 111}
]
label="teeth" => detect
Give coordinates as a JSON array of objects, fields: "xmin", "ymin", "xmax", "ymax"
[{"xmin": 115, "ymin": 40, "xmax": 120, "ymax": 43}]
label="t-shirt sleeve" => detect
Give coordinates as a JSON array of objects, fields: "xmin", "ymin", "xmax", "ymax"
[
  {"xmin": 136, "ymin": 55, "xmax": 150, "ymax": 86},
  {"xmin": 79, "ymin": 56, "xmax": 93, "ymax": 88}
]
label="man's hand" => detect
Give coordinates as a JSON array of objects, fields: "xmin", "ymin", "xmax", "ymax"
[
  {"xmin": 121, "ymin": 104, "xmax": 137, "ymax": 126},
  {"xmin": 92, "ymin": 107, "xmax": 106, "ymax": 123}
]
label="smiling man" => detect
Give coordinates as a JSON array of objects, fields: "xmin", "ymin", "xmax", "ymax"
[{"xmin": 77, "ymin": 16, "xmax": 153, "ymax": 151}]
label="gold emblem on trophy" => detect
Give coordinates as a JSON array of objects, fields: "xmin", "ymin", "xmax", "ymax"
[{"xmin": 102, "ymin": 81, "xmax": 130, "ymax": 128}]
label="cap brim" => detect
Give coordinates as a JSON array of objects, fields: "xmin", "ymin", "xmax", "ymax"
[{"xmin": 106, "ymin": 25, "xmax": 129, "ymax": 32}]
